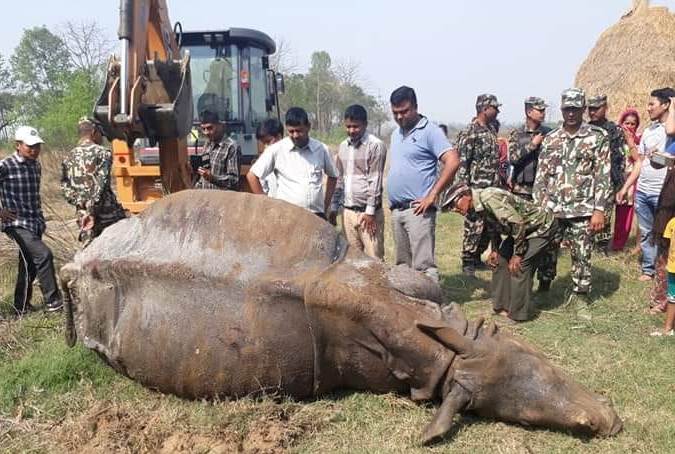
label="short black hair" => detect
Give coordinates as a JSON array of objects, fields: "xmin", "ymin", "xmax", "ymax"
[
  {"xmin": 650, "ymin": 88, "xmax": 675, "ymax": 105},
  {"xmin": 344, "ymin": 104, "xmax": 368, "ymax": 123},
  {"xmin": 438, "ymin": 124, "xmax": 448, "ymax": 135},
  {"xmin": 256, "ymin": 118, "xmax": 284, "ymax": 139},
  {"xmin": 390, "ymin": 86, "xmax": 417, "ymax": 107},
  {"xmin": 285, "ymin": 107, "xmax": 310, "ymax": 126},
  {"xmin": 199, "ymin": 110, "xmax": 220, "ymax": 124}
]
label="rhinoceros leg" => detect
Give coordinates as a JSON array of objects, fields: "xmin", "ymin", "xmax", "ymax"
[
  {"xmin": 59, "ymin": 263, "xmax": 79, "ymax": 347},
  {"xmin": 420, "ymin": 384, "xmax": 471, "ymax": 445}
]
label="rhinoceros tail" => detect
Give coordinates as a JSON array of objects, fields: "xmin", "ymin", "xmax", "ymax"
[{"xmin": 59, "ymin": 264, "xmax": 78, "ymax": 347}]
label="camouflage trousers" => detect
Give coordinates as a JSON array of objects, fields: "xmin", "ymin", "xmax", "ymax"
[
  {"xmin": 557, "ymin": 217, "xmax": 594, "ymax": 294},
  {"xmin": 512, "ymin": 192, "xmax": 557, "ymax": 283},
  {"xmin": 462, "ymin": 212, "xmax": 490, "ymax": 270}
]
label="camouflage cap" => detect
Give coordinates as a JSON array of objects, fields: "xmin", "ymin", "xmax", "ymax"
[
  {"xmin": 441, "ymin": 182, "xmax": 471, "ymax": 211},
  {"xmin": 560, "ymin": 88, "xmax": 586, "ymax": 109},
  {"xmin": 524, "ymin": 96, "xmax": 548, "ymax": 110},
  {"xmin": 78, "ymin": 116, "xmax": 103, "ymax": 132},
  {"xmin": 587, "ymin": 95, "xmax": 608, "ymax": 108},
  {"xmin": 476, "ymin": 94, "xmax": 502, "ymax": 111}
]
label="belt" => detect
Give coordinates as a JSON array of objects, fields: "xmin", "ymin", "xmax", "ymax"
[
  {"xmin": 344, "ymin": 204, "xmax": 382, "ymax": 213},
  {"xmin": 389, "ymin": 200, "xmax": 416, "ymax": 210}
]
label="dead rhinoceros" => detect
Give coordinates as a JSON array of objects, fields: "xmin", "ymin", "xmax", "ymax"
[{"xmin": 60, "ymin": 190, "xmax": 622, "ymax": 444}]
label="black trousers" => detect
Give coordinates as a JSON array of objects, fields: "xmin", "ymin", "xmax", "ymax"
[{"xmin": 4, "ymin": 227, "xmax": 61, "ymax": 311}]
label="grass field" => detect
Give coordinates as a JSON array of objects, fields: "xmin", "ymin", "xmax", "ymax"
[{"xmin": 1, "ymin": 208, "xmax": 674, "ymax": 453}]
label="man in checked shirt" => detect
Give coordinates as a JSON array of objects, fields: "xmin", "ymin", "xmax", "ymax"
[
  {"xmin": 0, "ymin": 126, "xmax": 62, "ymax": 316},
  {"xmin": 194, "ymin": 110, "xmax": 241, "ymax": 191},
  {"xmin": 329, "ymin": 105, "xmax": 387, "ymax": 259}
]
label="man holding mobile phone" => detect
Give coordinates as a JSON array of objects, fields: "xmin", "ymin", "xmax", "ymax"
[{"xmin": 194, "ymin": 110, "xmax": 241, "ymax": 191}]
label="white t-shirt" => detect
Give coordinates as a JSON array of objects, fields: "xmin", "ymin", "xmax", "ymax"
[
  {"xmin": 638, "ymin": 121, "xmax": 668, "ymax": 195},
  {"xmin": 250, "ymin": 137, "xmax": 339, "ymax": 213}
]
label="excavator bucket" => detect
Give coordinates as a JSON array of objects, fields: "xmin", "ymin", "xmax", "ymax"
[{"xmin": 93, "ymin": 52, "xmax": 193, "ymax": 144}]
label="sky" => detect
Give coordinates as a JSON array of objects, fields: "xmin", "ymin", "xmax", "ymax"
[{"xmin": 1, "ymin": 0, "xmax": 674, "ymax": 124}]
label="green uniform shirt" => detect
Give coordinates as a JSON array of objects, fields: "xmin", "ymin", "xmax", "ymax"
[
  {"xmin": 473, "ymin": 187, "xmax": 556, "ymax": 256},
  {"xmin": 456, "ymin": 121, "xmax": 500, "ymax": 189},
  {"xmin": 532, "ymin": 123, "xmax": 611, "ymax": 218}
]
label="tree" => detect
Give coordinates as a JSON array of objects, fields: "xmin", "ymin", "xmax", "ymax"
[
  {"xmin": 60, "ymin": 20, "xmax": 114, "ymax": 84},
  {"xmin": 11, "ymin": 27, "xmax": 71, "ymax": 95},
  {"xmin": 35, "ymin": 70, "xmax": 99, "ymax": 149},
  {"xmin": 0, "ymin": 54, "xmax": 15, "ymax": 139},
  {"xmin": 269, "ymin": 36, "xmax": 298, "ymax": 75}
]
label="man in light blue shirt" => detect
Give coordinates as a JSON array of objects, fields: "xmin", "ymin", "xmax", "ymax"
[{"xmin": 387, "ymin": 86, "xmax": 460, "ymax": 280}]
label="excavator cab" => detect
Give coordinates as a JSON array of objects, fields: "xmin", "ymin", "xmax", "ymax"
[{"xmin": 180, "ymin": 28, "xmax": 283, "ymax": 165}]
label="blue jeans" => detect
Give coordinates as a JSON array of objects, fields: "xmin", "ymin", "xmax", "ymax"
[{"xmin": 635, "ymin": 191, "xmax": 660, "ymax": 275}]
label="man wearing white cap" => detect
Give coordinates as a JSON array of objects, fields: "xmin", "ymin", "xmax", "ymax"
[{"xmin": 0, "ymin": 126, "xmax": 62, "ymax": 315}]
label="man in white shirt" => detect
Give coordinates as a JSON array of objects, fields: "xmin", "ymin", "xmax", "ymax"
[
  {"xmin": 616, "ymin": 87, "xmax": 675, "ymax": 280},
  {"xmin": 247, "ymin": 107, "xmax": 338, "ymax": 219}
]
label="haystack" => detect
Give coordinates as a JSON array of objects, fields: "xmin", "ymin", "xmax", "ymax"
[{"xmin": 575, "ymin": 2, "xmax": 675, "ymax": 122}]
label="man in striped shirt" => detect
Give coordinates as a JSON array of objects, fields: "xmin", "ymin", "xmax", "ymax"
[
  {"xmin": 0, "ymin": 126, "xmax": 62, "ymax": 316},
  {"xmin": 330, "ymin": 105, "xmax": 387, "ymax": 259}
]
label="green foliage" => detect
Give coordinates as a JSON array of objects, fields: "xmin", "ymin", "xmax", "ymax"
[
  {"xmin": 10, "ymin": 27, "xmax": 71, "ymax": 96},
  {"xmin": 34, "ymin": 71, "xmax": 99, "ymax": 149},
  {"xmin": 279, "ymin": 51, "xmax": 389, "ymax": 137}
]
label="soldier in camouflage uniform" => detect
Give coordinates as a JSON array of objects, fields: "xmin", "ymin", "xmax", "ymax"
[
  {"xmin": 533, "ymin": 89, "xmax": 611, "ymax": 301},
  {"xmin": 587, "ymin": 95, "xmax": 626, "ymax": 254},
  {"xmin": 508, "ymin": 97, "xmax": 557, "ymax": 291},
  {"xmin": 456, "ymin": 94, "xmax": 502, "ymax": 276},
  {"xmin": 443, "ymin": 183, "xmax": 560, "ymax": 322},
  {"xmin": 61, "ymin": 117, "xmax": 126, "ymax": 244}
]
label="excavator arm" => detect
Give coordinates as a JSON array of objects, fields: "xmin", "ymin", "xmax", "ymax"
[{"xmin": 94, "ymin": 0, "xmax": 193, "ymax": 212}]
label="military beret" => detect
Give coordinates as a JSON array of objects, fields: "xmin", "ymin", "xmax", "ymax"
[
  {"xmin": 441, "ymin": 182, "xmax": 471, "ymax": 211},
  {"xmin": 587, "ymin": 95, "xmax": 608, "ymax": 108},
  {"xmin": 524, "ymin": 96, "xmax": 548, "ymax": 110},
  {"xmin": 560, "ymin": 88, "xmax": 586, "ymax": 109},
  {"xmin": 476, "ymin": 94, "xmax": 502, "ymax": 110}
]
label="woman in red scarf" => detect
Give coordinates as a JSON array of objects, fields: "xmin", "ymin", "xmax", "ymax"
[{"xmin": 613, "ymin": 108, "xmax": 642, "ymax": 250}]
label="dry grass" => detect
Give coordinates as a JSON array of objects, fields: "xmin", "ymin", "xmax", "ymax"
[{"xmin": 575, "ymin": 6, "xmax": 675, "ymax": 121}]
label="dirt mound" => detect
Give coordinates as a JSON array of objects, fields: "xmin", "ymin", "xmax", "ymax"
[
  {"xmin": 575, "ymin": 5, "xmax": 675, "ymax": 121},
  {"xmin": 51, "ymin": 399, "xmax": 334, "ymax": 454}
]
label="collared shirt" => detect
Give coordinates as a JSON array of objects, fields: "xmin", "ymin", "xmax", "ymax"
[
  {"xmin": 387, "ymin": 116, "xmax": 452, "ymax": 205},
  {"xmin": 331, "ymin": 133, "xmax": 387, "ymax": 215},
  {"xmin": 533, "ymin": 123, "xmax": 611, "ymax": 218},
  {"xmin": 508, "ymin": 123, "xmax": 552, "ymax": 193},
  {"xmin": 638, "ymin": 121, "xmax": 667, "ymax": 195},
  {"xmin": 250, "ymin": 137, "xmax": 339, "ymax": 213},
  {"xmin": 194, "ymin": 136, "xmax": 241, "ymax": 190},
  {"xmin": 473, "ymin": 187, "xmax": 556, "ymax": 256},
  {"xmin": 0, "ymin": 152, "xmax": 46, "ymax": 236}
]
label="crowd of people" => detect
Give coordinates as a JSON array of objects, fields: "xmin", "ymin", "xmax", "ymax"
[{"xmin": 1, "ymin": 86, "xmax": 674, "ymax": 336}]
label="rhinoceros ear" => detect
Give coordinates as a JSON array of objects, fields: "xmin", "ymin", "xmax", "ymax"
[
  {"xmin": 421, "ymin": 384, "xmax": 470, "ymax": 445},
  {"xmin": 415, "ymin": 320, "xmax": 474, "ymax": 357}
]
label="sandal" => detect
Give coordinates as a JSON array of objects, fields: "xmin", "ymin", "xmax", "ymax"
[
  {"xmin": 649, "ymin": 305, "xmax": 667, "ymax": 315},
  {"xmin": 638, "ymin": 274, "xmax": 653, "ymax": 282},
  {"xmin": 649, "ymin": 329, "xmax": 674, "ymax": 337}
]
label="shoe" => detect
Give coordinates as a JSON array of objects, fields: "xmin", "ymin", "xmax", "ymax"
[
  {"xmin": 45, "ymin": 300, "xmax": 63, "ymax": 312},
  {"xmin": 649, "ymin": 329, "xmax": 674, "ymax": 337},
  {"xmin": 638, "ymin": 274, "xmax": 653, "ymax": 282},
  {"xmin": 648, "ymin": 305, "xmax": 667, "ymax": 315},
  {"xmin": 537, "ymin": 280, "xmax": 551, "ymax": 292}
]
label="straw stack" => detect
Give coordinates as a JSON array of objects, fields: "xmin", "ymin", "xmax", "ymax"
[{"xmin": 575, "ymin": 3, "xmax": 675, "ymax": 122}]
